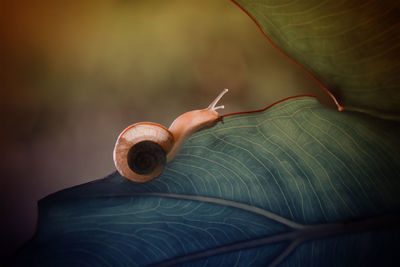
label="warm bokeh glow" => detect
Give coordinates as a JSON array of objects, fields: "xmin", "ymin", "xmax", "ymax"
[{"xmin": 0, "ymin": 0, "xmax": 334, "ymax": 262}]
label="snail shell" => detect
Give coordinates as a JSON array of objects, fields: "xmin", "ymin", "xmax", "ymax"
[
  {"xmin": 113, "ymin": 89, "xmax": 228, "ymax": 183},
  {"xmin": 113, "ymin": 123, "xmax": 174, "ymax": 183}
]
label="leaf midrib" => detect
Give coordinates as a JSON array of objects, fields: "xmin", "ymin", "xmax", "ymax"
[
  {"xmin": 47, "ymin": 192, "xmax": 400, "ymax": 266},
  {"xmin": 145, "ymin": 199, "xmax": 399, "ymax": 267}
]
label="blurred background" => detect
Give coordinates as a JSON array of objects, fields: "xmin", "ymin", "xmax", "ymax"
[{"xmin": 0, "ymin": 0, "xmax": 334, "ymax": 263}]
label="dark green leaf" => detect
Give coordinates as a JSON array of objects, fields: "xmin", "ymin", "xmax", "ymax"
[
  {"xmin": 233, "ymin": 0, "xmax": 400, "ymax": 120},
  {"xmin": 12, "ymin": 97, "xmax": 400, "ymax": 266}
]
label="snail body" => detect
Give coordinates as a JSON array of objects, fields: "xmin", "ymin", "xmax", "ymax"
[{"xmin": 113, "ymin": 89, "xmax": 228, "ymax": 183}]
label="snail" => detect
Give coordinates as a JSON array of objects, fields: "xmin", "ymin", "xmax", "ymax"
[{"xmin": 113, "ymin": 88, "xmax": 229, "ymax": 183}]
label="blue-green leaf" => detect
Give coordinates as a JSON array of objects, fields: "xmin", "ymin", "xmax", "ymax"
[
  {"xmin": 232, "ymin": 0, "xmax": 400, "ymax": 120},
  {"xmin": 11, "ymin": 97, "xmax": 400, "ymax": 266}
]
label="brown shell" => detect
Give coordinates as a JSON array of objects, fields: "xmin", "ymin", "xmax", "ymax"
[{"xmin": 113, "ymin": 122, "xmax": 174, "ymax": 183}]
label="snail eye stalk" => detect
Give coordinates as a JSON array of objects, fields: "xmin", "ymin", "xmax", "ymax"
[{"xmin": 207, "ymin": 88, "xmax": 229, "ymax": 110}]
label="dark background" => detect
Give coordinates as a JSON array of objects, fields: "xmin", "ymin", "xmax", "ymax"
[{"xmin": 0, "ymin": 0, "xmax": 334, "ymax": 263}]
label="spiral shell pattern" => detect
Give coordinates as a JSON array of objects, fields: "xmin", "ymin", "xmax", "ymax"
[{"xmin": 113, "ymin": 123, "xmax": 174, "ymax": 183}]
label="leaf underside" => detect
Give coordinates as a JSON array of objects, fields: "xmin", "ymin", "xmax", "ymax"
[
  {"xmin": 12, "ymin": 97, "xmax": 400, "ymax": 266},
  {"xmin": 233, "ymin": 0, "xmax": 400, "ymax": 120}
]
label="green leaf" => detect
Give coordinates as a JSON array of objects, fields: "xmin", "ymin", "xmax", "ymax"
[
  {"xmin": 232, "ymin": 0, "xmax": 400, "ymax": 120},
  {"xmin": 12, "ymin": 96, "xmax": 400, "ymax": 266}
]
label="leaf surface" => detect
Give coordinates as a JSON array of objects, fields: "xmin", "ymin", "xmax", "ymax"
[
  {"xmin": 12, "ymin": 97, "xmax": 400, "ymax": 266},
  {"xmin": 232, "ymin": 0, "xmax": 400, "ymax": 120}
]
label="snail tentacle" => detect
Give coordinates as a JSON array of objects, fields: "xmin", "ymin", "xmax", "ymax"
[{"xmin": 207, "ymin": 88, "xmax": 228, "ymax": 110}]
